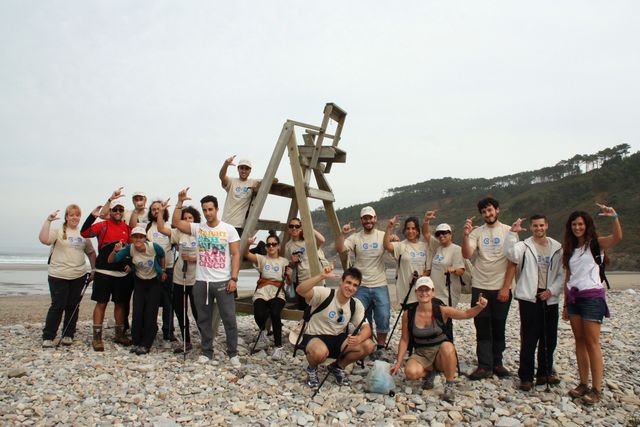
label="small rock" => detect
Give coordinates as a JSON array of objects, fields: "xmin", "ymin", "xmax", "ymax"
[{"xmin": 6, "ymin": 368, "xmax": 27, "ymax": 378}]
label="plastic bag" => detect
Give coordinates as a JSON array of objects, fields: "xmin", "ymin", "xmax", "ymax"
[{"xmin": 365, "ymin": 360, "xmax": 396, "ymax": 395}]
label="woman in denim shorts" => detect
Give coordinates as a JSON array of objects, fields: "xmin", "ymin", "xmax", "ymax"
[{"xmin": 562, "ymin": 204, "xmax": 622, "ymax": 405}]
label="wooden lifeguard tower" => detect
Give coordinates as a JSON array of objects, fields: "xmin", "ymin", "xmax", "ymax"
[{"xmin": 234, "ymin": 102, "xmax": 349, "ymax": 320}]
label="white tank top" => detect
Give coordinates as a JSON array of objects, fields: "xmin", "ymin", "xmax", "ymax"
[{"xmin": 566, "ymin": 246, "xmax": 603, "ymax": 292}]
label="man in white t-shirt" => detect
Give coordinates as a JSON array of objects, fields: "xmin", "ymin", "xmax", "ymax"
[
  {"xmin": 172, "ymin": 188, "xmax": 241, "ymax": 367},
  {"xmin": 336, "ymin": 206, "xmax": 390, "ymax": 358},
  {"xmin": 503, "ymin": 214, "xmax": 564, "ymax": 391},
  {"xmin": 297, "ymin": 266, "xmax": 375, "ymax": 388},
  {"xmin": 219, "ymin": 156, "xmax": 260, "ymax": 236},
  {"xmin": 461, "ymin": 197, "xmax": 514, "ymax": 380}
]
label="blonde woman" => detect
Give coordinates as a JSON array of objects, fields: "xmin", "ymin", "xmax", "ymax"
[{"xmin": 39, "ymin": 205, "xmax": 96, "ymax": 347}]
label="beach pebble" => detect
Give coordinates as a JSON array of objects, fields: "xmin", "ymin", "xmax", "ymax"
[{"xmin": 6, "ymin": 368, "xmax": 27, "ymax": 378}]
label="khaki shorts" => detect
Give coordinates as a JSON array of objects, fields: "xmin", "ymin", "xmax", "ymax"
[{"xmin": 409, "ymin": 344, "xmax": 442, "ymax": 369}]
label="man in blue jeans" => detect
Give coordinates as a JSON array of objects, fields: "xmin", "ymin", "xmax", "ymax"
[
  {"xmin": 172, "ymin": 188, "xmax": 241, "ymax": 368},
  {"xmin": 336, "ymin": 206, "xmax": 390, "ymax": 359}
]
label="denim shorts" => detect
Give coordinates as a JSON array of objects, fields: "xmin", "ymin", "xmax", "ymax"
[{"xmin": 566, "ymin": 297, "xmax": 607, "ymax": 323}]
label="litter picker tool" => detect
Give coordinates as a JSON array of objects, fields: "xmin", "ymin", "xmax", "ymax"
[{"xmin": 384, "ymin": 271, "xmax": 419, "ymax": 349}]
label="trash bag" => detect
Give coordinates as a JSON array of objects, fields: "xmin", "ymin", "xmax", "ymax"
[{"xmin": 365, "ymin": 360, "xmax": 396, "ymax": 395}]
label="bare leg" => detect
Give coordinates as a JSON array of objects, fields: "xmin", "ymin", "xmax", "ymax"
[
  {"xmin": 582, "ymin": 320, "xmax": 603, "ymax": 391},
  {"xmin": 404, "ymin": 359, "xmax": 429, "ymax": 380},
  {"xmin": 305, "ymin": 339, "xmax": 330, "ymax": 369},
  {"xmin": 114, "ymin": 303, "xmax": 126, "ymax": 326},
  {"xmin": 434, "ymin": 342, "xmax": 457, "ymax": 382},
  {"xmin": 93, "ymin": 303, "xmax": 106, "ymax": 325},
  {"xmin": 339, "ymin": 340, "xmax": 376, "ymax": 368},
  {"xmin": 569, "ymin": 315, "xmax": 590, "ymax": 384}
]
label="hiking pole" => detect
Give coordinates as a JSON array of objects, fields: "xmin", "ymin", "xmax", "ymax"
[
  {"xmin": 540, "ymin": 296, "xmax": 551, "ymax": 392},
  {"xmin": 312, "ymin": 300, "xmax": 375, "ymax": 398},
  {"xmin": 182, "ymin": 259, "xmax": 188, "ymax": 361},
  {"xmin": 445, "ymin": 271, "xmax": 461, "ymax": 376},
  {"xmin": 56, "ymin": 273, "xmax": 92, "ymax": 348},
  {"xmin": 385, "ymin": 271, "xmax": 419, "ymax": 349}
]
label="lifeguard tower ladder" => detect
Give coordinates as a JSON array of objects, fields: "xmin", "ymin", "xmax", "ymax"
[{"xmin": 234, "ymin": 102, "xmax": 348, "ymax": 320}]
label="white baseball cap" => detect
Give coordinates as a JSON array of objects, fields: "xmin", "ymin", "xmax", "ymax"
[
  {"xmin": 435, "ymin": 223, "xmax": 452, "ymax": 233},
  {"xmin": 131, "ymin": 226, "xmax": 147, "ymax": 236},
  {"xmin": 360, "ymin": 206, "xmax": 376, "ymax": 218},
  {"xmin": 132, "ymin": 192, "xmax": 146, "ymax": 198},
  {"xmin": 110, "ymin": 199, "xmax": 126, "ymax": 209},
  {"xmin": 238, "ymin": 159, "xmax": 252, "ymax": 168},
  {"xmin": 415, "ymin": 276, "xmax": 434, "ymax": 291}
]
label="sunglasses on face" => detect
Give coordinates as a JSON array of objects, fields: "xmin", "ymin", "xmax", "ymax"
[
  {"xmin": 111, "ymin": 207, "xmax": 125, "ymax": 213},
  {"xmin": 266, "ymin": 242, "xmax": 278, "ymax": 248},
  {"xmin": 435, "ymin": 231, "xmax": 450, "ymax": 237},
  {"xmin": 416, "ymin": 287, "xmax": 432, "ymax": 293},
  {"xmin": 288, "ymin": 224, "xmax": 301, "ymax": 229}
]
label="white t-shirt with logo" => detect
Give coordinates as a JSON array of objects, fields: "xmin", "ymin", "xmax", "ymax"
[
  {"xmin": 428, "ymin": 240, "xmax": 465, "ymax": 306},
  {"xmin": 467, "ymin": 222, "xmax": 511, "ymax": 291},
  {"xmin": 147, "ymin": 222, "xmax": 174, "ymax": 269},
  {"xmin": 171, "ymin": 229, "xmax": 197, "ymax": 286},
  {"xmin": 190, "ymin": 221, "xmax": 240, "ymax": 282},
  {"xmin": 392, "ymin": 239, "xmax": 429, "ymax": 304},
  {"xmin": 253, "ymin": 254, "xmax": 289, "ymax": 302},
  {"xmin": 47, "ymin": 227, "xmax": 95, "ymax": 280},
  {"xmin": 222, "ymin": 177, "xmax": 259, "ymax": 228},
  {"xmin": 305, "ymin": 287, "xmax": 366, "ymax": 336},
  {"xmin": 343, "ymin": 229, "xmax": 387, "ymax": 287}
]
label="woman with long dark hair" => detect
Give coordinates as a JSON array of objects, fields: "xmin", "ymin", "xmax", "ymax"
[
  {"xmin": 39, "ymin": 205, "xmax": 96, "ymax": 347},
  {"xmin": 562, "ymin": 203, "xmax": 622, "ymax": 405}
]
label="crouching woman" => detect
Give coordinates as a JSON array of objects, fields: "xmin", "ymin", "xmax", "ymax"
[
  {"xmin": 390, "ymin": 276, "xmax": 487, "ymax": 402},
  {"xmin": 108, "ymin": 226, "xmax": 167, "ymax": 355}
]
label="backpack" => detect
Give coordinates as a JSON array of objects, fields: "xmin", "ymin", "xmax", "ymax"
[
  {"xmin": 590, "ymin": 239, "xmax": 610, "ymax": 290},
  {"xmin": 406, "ymin": 298, "xmax": 453, "ymax": 355}
]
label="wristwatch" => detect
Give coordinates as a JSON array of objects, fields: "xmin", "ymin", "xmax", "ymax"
[{"xmin": 230, "ymin": 277, "xmax": 238, "ymax": 282}]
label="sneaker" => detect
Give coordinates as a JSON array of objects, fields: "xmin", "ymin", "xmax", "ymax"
[
  {"xmin": 568, "ymin": 383, "xmax": 590, "ymax": 398},
  {"xmin": 441, "ymin": 381, "xmax": 455, "ymax": 402},
  {"xmin": 61, "ymin": 336, "xmax": 73, "ymax": 346},
  {"xmin": 493, "ymin": 365, "xmax": 511, "ymax": 378},
  {"xmin": 169, "ymin": 333, "xmax": 178, "ymax": 342},
  {"xmin": 519, "ymin": 381, "xmax": 533, "ymax": 392},
  {"xmin": 135, "ymin": 347, "xmax": 150, "ymax": 355},
  {"xmin": 161, "ymin": 340, "xmax": 172, "ymax": 350},
  {"xmin": 230, "ymin": 356, "xmax": 241, "ymax": 368},
  {"xmin": 469, "ymin": 367, "xmax": 493, "ymax": 381},
  {"xmin": 254, "ymin": 331, "xmax": 269, "ymax": 351},
  {"xmin": 582, "ymin": 388, "xmax": 602, "ymax": 405},
  {"xmin": 271, "ymin": 346, "xmax": 284, "ymax": 360},
  {"xmin": 42, "ymin": 339, "xmax": 54, "ymax": 348},
  {"xmin": 130, "ymin": 346, "xmax": 141, "ymax": 354},
  {"xmin": 197, "ymin": 355, "xmax": 212, "ymax": 364},
  {"xmin": 422, "ymin": 370, "xmax": 436, "ymax": 390},
  {"xmin": 306, "ymin": 366, "xmax": 320, "ymax": 387},
  {"xmin": 329, "ymin": 362, "xmax": 350, "ymax": 386}
]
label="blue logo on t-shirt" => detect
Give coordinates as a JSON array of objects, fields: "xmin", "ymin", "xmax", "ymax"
[
  {"xmin": 265, "ymin": 265, "xmax": 271, "ymax": 271},
  {"xmin": 494, "ymin": 237, "xmax": 501, "ymax": 244},
  {"xmin": 372, "ymin": 243, "xmax": 378, "ymax": 249},
  {"xmin": 483, "ymin": 237, "xmax": 490, "ymax": 245},
  {"xmin": 274, "ymin": 266, "xmax": 280, "ymax": 272},
  {"xmin": 363, "ymin": 243, "xmax": 369, "ymax": 250},
  {"xmin": 328, "ymin": 311, "xmax": 337, "ymax": 319}
]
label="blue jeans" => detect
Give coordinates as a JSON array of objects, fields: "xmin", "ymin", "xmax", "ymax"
[{"xmin": 354, "ymin": 285, "xmax": 390, "ymax": 334}]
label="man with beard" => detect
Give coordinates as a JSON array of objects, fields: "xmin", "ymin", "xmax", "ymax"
[
  {"xmin": 461, "ymin": 197, "xmax": 514, "ymax": 379},
  {"xmin": 336, "ymin": 206, "xmax": 390, "ymax": 359},
  {"xmin": 504, "ymin": 215, "xmax": 564, "ymax": 391}
]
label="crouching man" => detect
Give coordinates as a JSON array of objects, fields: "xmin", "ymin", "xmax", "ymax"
[{"xmin": 297, "ymin": 266, "xmax": 376, "ymax": 388}]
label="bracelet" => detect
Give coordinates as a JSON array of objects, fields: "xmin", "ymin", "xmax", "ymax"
[
  {"xmin": 611, "ymin": 214, "xmax": 618, "ymax": 219},
  {"xmin": 230, "ymin": 277, "xmax": 238, "ymax": 282}
]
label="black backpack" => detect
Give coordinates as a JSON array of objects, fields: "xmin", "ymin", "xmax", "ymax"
[
  {"xmin": 590, "ymin": 239, "xmax": 610, "ymax": 290},
  {"xmin": 406, "ymin": 298, "xmax": 453, "ymax": 354}
]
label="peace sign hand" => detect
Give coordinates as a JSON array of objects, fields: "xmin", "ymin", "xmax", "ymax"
[
  {"xmin": 596, "ymin": 203, "xmax": 617, "ymax": 217},
  {"xmin": 341, "ymin": 222, "xmax": 354, "ymax": 235},
  {"xmin": 510, "ymin": 218, "xmax": 527, "ymax": 233},
  {"xmin": 225, "ymin": 155, "xmax": 237, "ymax": 166},
  {"xmin": 110, "ymin": 187, "xmax": 124, "ymax": 200},
  {"xmin": 387, "ymin": 215, "xmax": 398, "ymax": 230},
  {"xmin": 160, "ymin": 198, "xmax": 171, "ymax": 210},
  {"xmin": 178, "ymin": 188, "xmax": 191, "ymax": 203},
  {"xmin": 424, "ymin": 210, "xmax": 437, "ymax": 222}
]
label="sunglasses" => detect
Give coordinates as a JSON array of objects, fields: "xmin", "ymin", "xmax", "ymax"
[
  {"xmin": 416, "ymin": 287, "xmax": 432, "ymax": 293},
  {"xmin": 111, "ymin": 207, "xmax": 125, "ymax": 213},
  {"xmin": 266, "ymin": 242, "xmax": 278, "ymax": 248},
  {"xmin": 288, "ymin": 224, "xmax": 301, "ymax": 229},
  {"xmin": 337, "ymin": 308, "xmax": 345, "ymax": 323},
  {"xmin": 435, "ymin": 231, "xmax": 451, "ymax": 237}
]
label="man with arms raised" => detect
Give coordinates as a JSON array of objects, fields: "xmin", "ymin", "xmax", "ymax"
[
  {"xmin": 219, "ymin": 156, "xmax": 259, "ymax": 236},
  {"xmin": 336, "ymin": 206, "xmax": 390, "ymax": 359},
  {"xmin": 297, "ymin": 266, "xmax": 376, "ymax": 388},
  {"xmin": 504, "ymin": 215, "xmax": 564, "ymax": 391},
  {"xmin": 172, "ymin": 187, "xmax": 241, "ymax": 367},
  {"xmin": 461, "ymin": 197, "xmax": 514, "ymax": 379}
]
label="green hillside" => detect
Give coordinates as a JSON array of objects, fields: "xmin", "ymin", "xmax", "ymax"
[{"xmin": 312, "ymin": 147, "xmax": 639, "ymax": 270}]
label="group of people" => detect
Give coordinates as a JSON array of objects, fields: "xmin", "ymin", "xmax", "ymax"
[{"xmin": 39, "ymin": 157, "xmax": 623, "ymax": 405}]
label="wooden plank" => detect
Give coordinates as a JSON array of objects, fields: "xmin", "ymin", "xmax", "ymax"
[
  {"xmin": 286, "ymin": 120, "xmax": 322, "ymax": 132},
  {"xmin": 256, "ymin": 219, "xmax": 287, "ymax": 232},
  {"xmin": 298, "ymin": 146, "xmax": 346, "ymax": 163},
  {"xmin": 306, "ymin": 187, "xmax": 335, "ymax": 202},
  {"xmin": 305, "ymin": 129, "xmax": 336, "ymax": 139},
  {"xmin": 268, "ymin": 182, "xmax": 295, "ymax": 198}
]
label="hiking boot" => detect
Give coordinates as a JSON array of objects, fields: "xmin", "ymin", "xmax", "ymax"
[
  {"xmin": 114, "ymin": 325, "xmax": 132, "ymax": 346},
  {"xmin": 519, "ymin": 381, "xmax": 533, "ymax": 392},
  {"xmin": 493, "ymin": 365, "xmax": 511, "ymax": 378},
  {"xmin": 92, "ymin": 325, "xmax": 104, "ymax": 352},
  {"xmin": 441, "ymin": 381, "xmax": 456, "ymax": 403},
  {"xmin": 135, "ymin": 347, "xmax": 150, "ymax": 355},
  {"xmin": 271, "ymin": 346, "xmax": 284, "ymax": 360},
  {"xmin": 469, "ymin": 367, "xmax": 493, "ymax": 381},
  {"xmin": 61, "ymin": 336, "xmax": 73, "ymax": 346},
  {"xmin": 230, "ymin": 356, "xmax": 241, "ymax": 368},
  {"xmin": 329, "ymin": 362, "xmax": 350, "ymax": 386},
  {"xmin": 582, "ymin": 388, "xmax": 602, "ymax": 405},
  {"xmin": 130, "ymin": 346, "xmax": 141, "ymax": 354},
  {"xmin": 169, "ymin": 333, "xmax": 178, "ymax": 342},
  {"xmin": 422, "ymin": 370, "xmax": 436, "ymax": 390},
  {"xmin": 42, "ymin": 339, "xmax": 54, "ymax": 348},
  {"xmin": 161, "ymin": 340, "xmax": 172, "ymax": 350},
  {"xmin": 568, "ymin": 383, "xmax": 589, "ymax": 398},
  {"xmin": 306, "ymin": 366, "xmax": 320, "ymax": 387},
  {"xmin": 545, "ymin": 374, "xmax": 561, "ymax": 385}
]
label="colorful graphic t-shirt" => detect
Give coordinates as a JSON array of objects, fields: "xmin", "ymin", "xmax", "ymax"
[{"xmin": 190, "ymin": 221, "xmax": 240, "ymax": 282}]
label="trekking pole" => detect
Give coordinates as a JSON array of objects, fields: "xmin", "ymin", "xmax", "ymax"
[
  {"xmin": 182, "ymin": 259, "xmax": 188, "ymax": 361},
  {"xmin": 540, "ymin": 296, "xmax": 551, "ymax": 392},
  {"xmin": 56, "ymin": 273, "xmax": 92, "ymax": 348},
  {"xmin": 384, "ymin": 271, "xmax": 419, "ymax": 349},
  {"xmin": 312, "ymin": 300, "xmax": 375, "ymax": 398},
  {"xmin": 445, "ymin": 271, "xmax": 461, "ymax": 375}
]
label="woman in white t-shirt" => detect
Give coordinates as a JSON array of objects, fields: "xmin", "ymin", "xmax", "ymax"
[
  {"xmin": 562, "ymin": 204, "xmax": 622, "ymax": 405},
  {"xmin": 383, "ymin": 216, "xmax": 429, "ymax": 306},
  {"xmin": 426, "ymin": 223, "xmax": 465, "ymax": 308},
  {"xmin": 38, "ymin": 205, "xmax": 96, "ymax": 347},
  {"xmin": 244, "ymin": 232, "xmax": 291, "ymax": 359}
]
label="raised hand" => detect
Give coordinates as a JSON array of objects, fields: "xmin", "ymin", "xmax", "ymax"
[
  {"xmin": 225, "ymin": 155, "xmax": 237, "ymax": 166},
  {"xmin": 424, "ymin": 210, "xmax": 437, "ymax": 222},
  {"xmin": 110, "ymin": 187, "xmax": 124, "ymax": 200},
  {"xmin": 387, "ymin": 215, "xmax": 398, "ymax": 229},
  {"xmin": 114, "ymin": 241, "xmax": 124, "ymax": 252},
  {"xmin": 463, "ymin": 216, "xmax": 477, "ymax": 237},
  {"xmin": 178, "ymin": 187, "xmax": 191, "ymax": 203},
  {"xmin": 320, "ymin": 263, "xmax": 339, "ymax": 279},
  {"xmin": 341, "ymin": 222, "xmax": 354, "ymax": 234},
  {"xmin": 160, "ymin": 198, "xmax": 171, "ymax": 210},
  {"xmin": 91, "ymin": 206, "xmax": 103, "ymax": 217},
  {"xmin": 596, "ymin": 203, "xmax": 617, "ymax": 217},
  {"xmin": 476, "ymin": 293, "xmax": 488, "ymax": 308},
  {"xmin": 510, "ymin": 218, "xmax": 527, "ymax": 233},
  {"xmin": 46, "ymin": 210, "xmax": 60, "ymax": 222}
]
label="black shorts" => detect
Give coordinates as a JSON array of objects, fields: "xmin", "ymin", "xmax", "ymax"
[
  {"xmin": 91, "ymin": 272, "xmax": 133, "ymax": 304},
  {"xmin": 302, "ymin": 333, "xmax": 348, "ymax": 359}
]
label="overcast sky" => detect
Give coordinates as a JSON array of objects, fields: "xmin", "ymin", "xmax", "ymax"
[{"xmin": 1, "ymin": 1, "xmax": 638, "ymax": 253}]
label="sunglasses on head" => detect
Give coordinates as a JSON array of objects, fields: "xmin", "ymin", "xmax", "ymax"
[
  {"xmin": 435, "ymin": 231, "xmax": 450, "ymax": 237},
  {"xmin": 111, "ymin": 207, "xmax": 125, "ymax": 213},
  {"xmin": 288, "ymin": 224, "xmax": 301, "ymax": 229},
  {"xmin": 266, "ymin": 242, "xmax": 278, "ymax": 248}
]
